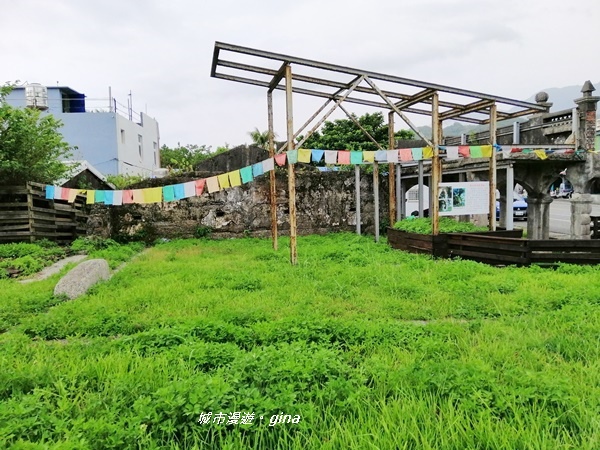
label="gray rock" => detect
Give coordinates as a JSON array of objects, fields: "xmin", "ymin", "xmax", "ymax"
[{"xmin": 54, "ymin": 259, "xmax": 111, "ymax": 300}]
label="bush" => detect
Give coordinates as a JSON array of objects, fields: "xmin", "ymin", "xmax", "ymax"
[{"xmin": 393, "ymin": 217, "xmax": 488, "ymax": 234}]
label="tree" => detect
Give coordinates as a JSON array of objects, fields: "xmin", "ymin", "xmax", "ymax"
[
  {"xmin": 0, "ymin": 84, "xmax": 73, "ymax": 186},
  {"xmin": 299, "ymin": 112, "xmax": 414, "ymax": 151},
  {"xmin": 159, "ymin": 143, "xmax": 213, "ymax": 172},
  {"xmin": 248, "ymin": 128, "xmax": 272, "ymax": 149}
]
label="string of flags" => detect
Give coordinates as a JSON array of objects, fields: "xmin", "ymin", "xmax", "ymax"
[{"xmin": 45, "ymin": 144, "xmax": 578, "ymax": 205}]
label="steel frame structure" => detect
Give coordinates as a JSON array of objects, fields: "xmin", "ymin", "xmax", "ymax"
[{"xmin": 211, "ymin": 41, "xmax": 548, "ymax": 264}]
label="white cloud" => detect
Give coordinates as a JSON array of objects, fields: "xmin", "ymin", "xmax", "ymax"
[{"xmin": 2, "ymin": 0, "xmax": 599, "ymax": 151}]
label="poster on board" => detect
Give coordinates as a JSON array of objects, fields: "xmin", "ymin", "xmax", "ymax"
[{"xmin": 438, "ymin": 182, "xmax": 489, "ymax": 216}]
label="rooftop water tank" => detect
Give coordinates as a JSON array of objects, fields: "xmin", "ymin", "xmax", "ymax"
[{"xmin": 25, "ymin": 83, "xmax": 49, "ymax": 110}]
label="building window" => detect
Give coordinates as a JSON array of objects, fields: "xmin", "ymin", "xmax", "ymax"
[
  {"xmin": 120, "ymin": 129, "xmax": 125, "ymax": 144},
  {"xmin": 138, "ymin": 134, "xmax": 143, "ymax": 159},
  {"xmin": 153, "ymin": 141, "xmax": 158, "ymax": 166}
]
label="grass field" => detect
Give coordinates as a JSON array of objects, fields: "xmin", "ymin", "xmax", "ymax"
[{"xmin": 1, "ymin": 234, "xmax": 599, "ymax": 449}]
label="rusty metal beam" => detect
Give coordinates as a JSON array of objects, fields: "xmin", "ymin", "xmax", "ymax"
[
  {"xmin": 267, "ymin": 91, "xmax": 277, "ymax": 251},
  {"xmin": 364, "ymin": 76, "xmax": 435, "ymax": 147},
  {"xmin": 268, "ymin": 62, "xmax": 289, "ymax": 93},
  {"xmin": 285, "ymin": 65, "xmax": 297, "ymax": 265},
  {"xmin": 213, "ymin": 41, "xmax": 548, "ymax": 112},
  {"xmin": 431, "ymin": 93, "xmax": 441, "ymax": 236},
  {"xmin": 489, "ymin": 103, "xmax": 497, "ymax": 231},
  {"xmin": 439, "ymin": 99, "xmax": 495, "ymax": 121},
  {"xmin": 388, "ymin": 111, "xmax": 396, "ymax": 225},
  {"xmin": 394, "ymin": 88, "xmax": 435, "ymax": 110},
  {"xmin": 294, "ymin": 76, "xmax": 365, "ymax": 149}
]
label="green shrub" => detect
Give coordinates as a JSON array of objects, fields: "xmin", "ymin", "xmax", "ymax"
[{"xmin": 393, "ymin": 217, "xmax": 488, "ymax": 234}]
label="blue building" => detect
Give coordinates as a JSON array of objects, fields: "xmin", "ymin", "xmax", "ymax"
[{"xmin": 5, "ymin": 84, "xmax": 161, "ymax": 177}]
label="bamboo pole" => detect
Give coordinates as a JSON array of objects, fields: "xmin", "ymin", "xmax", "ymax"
[
  {"xmin": 267, "ymin": 91, "xmax": 278, "ymax": 250},
  {"xmin": 285, "ymin": 64, "xmax": 297, "ymax": 264}
]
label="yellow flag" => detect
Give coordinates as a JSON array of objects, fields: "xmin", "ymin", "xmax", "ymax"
[
  {"xmin": 363, "ymin": 151, "xmax": 375, "ymax": 162},
  {"xmin": 423, "ymin": 147, "xmax": 433, "ymax": 159},
  {"xmin": 217, "ymin": 173, "xmax": 230, "ymax": 189},
  {"xmin": 481, "ymin": 145, "xmax": 493, "ymax": 157},
  {"xmin": 229, "ymin": 170, "xmax": 242, "ymax": 187},
  {"xmin": 534, "ymin": 149, "xmax": 548, "ymax": 160},
  {"xmin": 298, "ymin": 148, "xmax": 312, "ymax": 163},
  {"xmin": 144, "ymin": 187, "xmax": 162, "ymax": 203},
  {"xmin": 86, "ymin": 190, "xmax": 95, "ymax": 204}
]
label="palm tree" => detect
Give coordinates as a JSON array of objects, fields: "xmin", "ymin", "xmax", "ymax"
[{"xmin": 248, "ymin": 128, "xmax": 274, "ymax": 149}]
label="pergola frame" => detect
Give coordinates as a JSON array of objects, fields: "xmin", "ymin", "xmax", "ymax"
[{"xmin": 211, "ymin": 41, "xmax": 548, "ymax": 264}]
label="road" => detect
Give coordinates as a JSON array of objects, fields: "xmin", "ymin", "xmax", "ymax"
[
  {"xmin": 548, "ymin": 199, "xmax": 600, "ymax": 235},
  {"xmin": 508, "ymin": 199, "xmax": 600, "ymax": 236}
]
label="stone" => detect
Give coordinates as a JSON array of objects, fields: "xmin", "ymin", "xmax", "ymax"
[{"xmin": 54, "ymin": 259, "xmax": 111, "ymax": 300}]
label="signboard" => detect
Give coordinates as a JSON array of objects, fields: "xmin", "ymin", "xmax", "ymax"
[{"xmin": 438, "ymin": 182, "xmax": 489, "ymax": 216}]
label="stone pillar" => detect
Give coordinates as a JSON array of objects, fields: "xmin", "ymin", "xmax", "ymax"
[
  {"xmin": 527, "ymin": 194, "xmax": 552, "ymax": 240},
  {"xmin": 570, "ymin": 193, "xmax": 593, "ymax": 239},
  {"xmin": 575, "ymin": 81, "xmax": 599, "ymax": 151},
  {"xmin": 498, "ymin": 196, "xmax": 507, "ymax": 228}
]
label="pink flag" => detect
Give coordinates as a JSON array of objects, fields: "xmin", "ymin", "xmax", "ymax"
[
  {"xmin": 399, "ymin": 149, "xmax": 413, "ymax": 162},
  {"xmin": 458, "ymin": 146, "xmax": 470, "ymax": 157},
  {"xmin": 123, "ymin": 190, "xmax": 134, "ymax": 204},
  {"xmin": 337, "ymin": 151, "xmax": 351, "ymax": 164},
  {"xmin": 275, "ymin": 153, "xmax": 287, "ymax": 166},
  {"xmin": 195, "ymin": 179, "xmax": 206, "ymax": 196}
]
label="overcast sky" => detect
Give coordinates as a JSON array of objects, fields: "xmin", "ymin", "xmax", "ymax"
[{"xmin": 2, "ymin": 0, "xmax": 599, "ymax": 151}]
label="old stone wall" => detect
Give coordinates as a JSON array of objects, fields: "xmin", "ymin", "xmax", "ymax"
[{"xmin": 87, "ymin": 169, "xmax": 389, "ymax": 242}]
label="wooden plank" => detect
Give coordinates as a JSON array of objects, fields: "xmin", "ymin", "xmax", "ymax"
[
  {"xmin": 0, "ymin": 224, "xmax": 30, "ymax": 232},
  {"xmin": 449, "ymin": 248, "xmax": 528, "ymax": 265},
  {"xmin": 528, "ymin": 240, "xmax": 600, "ymax": 249},
  {"xmin": 0, "ymin": 202, "xmax": 29, "ymax": 208},
  {"xmin": 531, "ymin": 252, "xmax": 600, "ymax": 261},
  {"xmin": 0, "ymin": 231, "xmax": 32, "ymax": 237}
]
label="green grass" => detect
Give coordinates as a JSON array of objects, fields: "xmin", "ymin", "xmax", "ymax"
[
  {"xmin": 393, "ymin": 217, "xmax": 489, "ymax": 234},
  {"xmin": 1, "ymin": 234, "xmax": 599, "ymax": 449}
]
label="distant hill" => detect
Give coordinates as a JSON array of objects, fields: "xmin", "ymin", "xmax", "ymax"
[{"xmin": 417, "ymin": 81, "xmax": 599, "ymax": 138}]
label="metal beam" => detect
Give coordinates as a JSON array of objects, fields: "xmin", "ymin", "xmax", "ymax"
[
  {"xmin": 285, "ymin": 65, "xmax": 297, "ymax": 265},
  {"xmin": 388, "ymin": 111, "xmax": 396, "ymax": 225},
  {"xmin": 268, "ymin": 62, "xmax": 289, "ymax": 93},
  {"xmin": 213, "ymin": 41, "xmax": 548, "ymax": 112},
  {"xmin": 489, "ymin": 103, "xmax": 497, "ymax": 231},
  {"xmin": 439, "ymin": 99, "xmax": 495, "ymax": 121},
  {"xmin": 364, "ymin": 76, "xmax": 435, "ymax": 147},
  {"xmin": 394, "ymin": 88, "xmax": 435, "ymax": 110},
  {"xmin": 267, "ymin": 91, "xmax": 277, "ymax": 251},
  {"xmin": 431, "ymin": 92, "xmax": 440, "ymax": 236}
]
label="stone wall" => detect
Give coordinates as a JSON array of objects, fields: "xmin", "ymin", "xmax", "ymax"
[{"xmin": 87, "ymin": 169, "xmax": 389, "ymax": 242}]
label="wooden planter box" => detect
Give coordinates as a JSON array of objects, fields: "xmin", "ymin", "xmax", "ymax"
[{"xmin": 387, "ymin": 227, "xmax": 524, "ymax": 259}]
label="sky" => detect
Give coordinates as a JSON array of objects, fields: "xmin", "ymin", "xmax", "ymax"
[{"xmin": 2, "ymin": 0, "xmax": 599, "ymax": 152}]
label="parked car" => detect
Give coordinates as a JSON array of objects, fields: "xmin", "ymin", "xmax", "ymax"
[{"xmin": 496, "ymin": 197, "xmax": 528, "ymax": 221}]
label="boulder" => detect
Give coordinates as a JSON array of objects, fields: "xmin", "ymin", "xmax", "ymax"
[{"xmin": 54, "ymin": 259, "xmax": 111, "ymax": 300}]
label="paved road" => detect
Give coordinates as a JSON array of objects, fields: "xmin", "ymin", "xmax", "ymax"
[{"xmin": 548, "ymin": 199, "xmax": 600, "ymax": 235}]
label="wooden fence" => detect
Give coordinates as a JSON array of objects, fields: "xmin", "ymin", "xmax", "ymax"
[
  {"xmin": 0, "ymin": 182, "xmax": 87, "ymax": 244},
  {"xmin": 388, "ymin": 228, "xmax": 600, "ymax": 266}
]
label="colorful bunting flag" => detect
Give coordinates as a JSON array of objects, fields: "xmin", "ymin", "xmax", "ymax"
[
  {"xmin": 104, "ymin": 190, "xmax": 114, "ymax": 205},
  {"xmin": 123, "ymin": 190, "xmax": 134, "ymax": 204},
  {"xmin": 195, "ymin": 179, "xmax": 206, "ymax": 196},
  {"xmin": 262, "ymin": 158, "xmax": 275, "ymax": 173},
  {"xmin": 95, "ymin": 190, "xmax": 106, "ymax": 204},
  {"xmin": 206, "ymin": 176, "xmax": 220, "ymax": 194},
  {"xmin": 423, "ymin": 147, "xmax": 433, "ymax": 159},
  {"xmin": 375, "ymin": 150, "xmax": 387, "ymax": 162},
  {"xmin": 217, "ymin": 173, "xmax": 231, "ymax": 189},
  {"xmin": 67, "ymin": 188, "xmax": 79, "ymax": 203},
  {"xmin": 275, "ymin": 153, "xmax": 287, "ymax": 166},
  {"xmin": 481, "ymin": 145, "xmax": 493, "ymax": 157},
  {"xmin": 144, "ymin": 187, "xmax": 162, "ymax": 203},
  {"xmin": 411, "ymin": 148, "xmax": 423, "ymax": 161},
  {"xmin": 174, "ymin": 184, "xmax": 185, "ymax": 200},
  {"xmin": 337, "ymin": 151, "xmax": 351, "ymax": 164},
  {"xmin": 350, "ymin": 151, "xmax": 363, "ymax": 165},
  {"xmin": 470, "ymin": 146, "xmax": 483, "ymax": 158},
  {"xmin": 86, "ymin": 190, "xmax": 95, "ymax": 204},
  {"xmin": 229, "ymin": 170, "xmax": 242, "ymax": 187},
  {"xmin": 45, "ymin": 185, "xmax": 55, "ymax": 199},
  {"xmin": 534, "ymin": 149, "xmax": 548, "ymax": 160},
  {"xmin": 387, "ymin": 150, "xmax": 399, "ymax": 163},
  {"xmin": 252, "ymin": 162, "xmax": 264, "ymax": 177},
  {"xmin": 53, "ymin": 187, "xmax": 63, "ymax": 200},
  {"xmin": 183, "ymin": 181, "xmax": 196, "ymax": 198},
  {"xmin": 240, "ymin": 167, "xmax": 254, "ymax": 184},
  {"xmin": 287, "ymin": 149, "xmax": 299, "ymax": 164},
  {"xmin": 399, "ymin": 149, "xmax": 412, "ymax": 162},
  {"xmin": 446, "ymin": 146, "xmax": 459, "ymax": 160},
  {"xmin": 132, "ymin": 189, "xmax": 144, "ymax": 203},
  {"xmin": 298, "ymin": 148, "xmax": 311, "ymax": 163},
  {"xmin": 113, "ymin": 191, "xmax": 123, "ymax": 206},
  {"xmin": 363, "ymin": 151, "xmax": 375, "ymax": 162},
  {"xmin": 163, "ymin": 185, "xmax": 176, "ymax": 202},
  {"xmin": 458, "ymin": 146, "xmax": 470, "ymax": 157},
  {"xmin": 311, "ymin": 149, "xmax": 324, "ymax": 162}
]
